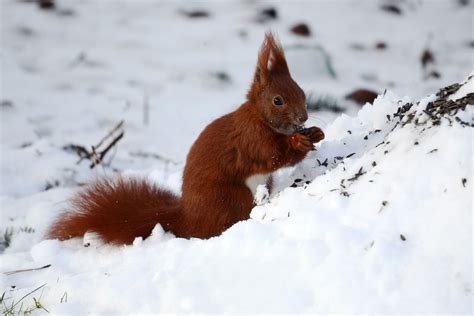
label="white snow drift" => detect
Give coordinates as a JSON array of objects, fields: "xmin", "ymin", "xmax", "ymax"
[{"xmin": 1, "ymin": 75, "xmax": 472, "ymax": 314}]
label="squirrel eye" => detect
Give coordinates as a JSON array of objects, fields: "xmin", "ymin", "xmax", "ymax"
[{"xmin": 273, "ymin": 96, "xmax": 284, "ymax": 106}]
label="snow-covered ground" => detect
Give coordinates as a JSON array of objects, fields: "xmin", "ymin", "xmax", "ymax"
[{"xmin": 1, "ymin": 0, "xmax": 473, "ymax": 314}]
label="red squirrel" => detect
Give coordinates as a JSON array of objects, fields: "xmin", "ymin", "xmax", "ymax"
[{"xmin": 47, "ymin": 33, "xmax": 325, "ymax": 245}]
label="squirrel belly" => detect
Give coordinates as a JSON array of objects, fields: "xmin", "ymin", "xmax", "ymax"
[{"xmin": 46, "ymin": 32, "xmax": 325, "ymax": 245}]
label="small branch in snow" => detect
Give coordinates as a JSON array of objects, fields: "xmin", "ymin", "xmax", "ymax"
[
  {"xmin": 3, "ymin": 265, "xmax": 51, "ymax": 276},
  {"xmin": 63, "ymin": 120, "xmax": 125, "ymax": 169},
  {"xmin": 378, "ymin": 200, "xmax": 388, "ymax": 214},
  {"xmin": 340, "ymin": 179, "xmax": 346, "ymax": 189},
  {"xmin": 90, "ymin": 131, "xmax": 124, "ymax": 169},
  {"xmin": 348, "ymin": 167, "xmax": 366, "ymax": 182},
  {"xmin": 95, "ymin": 120, "xmax": 124, "ymax": 149},
  {"xmin": 63, "ymin": 144, "xmax": 90, "ymax": 162},
  {"xmin": 61, "ymin": 291, "xmax": 68, "ymax": 303}
]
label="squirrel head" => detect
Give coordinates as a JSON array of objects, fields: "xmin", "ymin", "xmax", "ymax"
[{"xmin": 247, "ymin": 32, "xmax": 307, "ymax": 135}]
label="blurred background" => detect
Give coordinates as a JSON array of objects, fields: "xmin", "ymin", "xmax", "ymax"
[{"xmin": 1, "ymin": 0, "xmax": 473, "ymax": 197}]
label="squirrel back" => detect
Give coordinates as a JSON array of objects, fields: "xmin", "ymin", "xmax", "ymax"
[{"xmin": 47, "ymin": 32, "xmax": 325, "ymax": 244}]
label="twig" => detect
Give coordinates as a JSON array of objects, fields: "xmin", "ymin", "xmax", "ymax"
[
  {"xmin": 64, "ymin": 121, "xmax": 125, "ymax": 169},
  {"xmin": 348, "ymin": 167, "xmax": 366, "ymax": 182},
  {"xmin": 89, "ymin": 131, "xmax": 124, "ymax": 169},
  {"xmin": 89, "ymin": 145, "xmax": 101, "ymax": 168},
  {"xmin": 3, "ymin": 264, "xmax": 51, "ymax": 276},
  {"xmin": 99, "ymin": 132, "xmax": 124, "ymax": 163},
  {"xmin": 60, "ymin": 291, "xmax": 68, "ymax": 303},
  {"xmin": 95, "ymin": 120, "xmax": 124, "ymax": 148}
]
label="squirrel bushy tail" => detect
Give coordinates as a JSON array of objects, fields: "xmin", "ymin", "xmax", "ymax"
[{"xmin": 47, "ymin": 178, "xmax": 183, "ymax": 245}]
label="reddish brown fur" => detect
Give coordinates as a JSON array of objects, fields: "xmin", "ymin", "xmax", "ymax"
[
  {"xmin": 47, "ymin": 32, "xmax": 324, "ymax": 244},
  {"xmin": 48, "ymin": 178, "xmax": 182, "ymax": 244}
]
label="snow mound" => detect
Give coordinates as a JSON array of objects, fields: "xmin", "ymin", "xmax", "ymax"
[{"xmin": 1, "ymin": 76, "xmax": 473, "ymax": 314}]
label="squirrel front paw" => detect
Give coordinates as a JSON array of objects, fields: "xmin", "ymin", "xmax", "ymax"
[
  {"xmin": 298, "ymin": 126, "xmax": 325, "ymax": 144},
  {"xmin": 289, "ymin": 134, "xmax": 315, "ymax": 152}
]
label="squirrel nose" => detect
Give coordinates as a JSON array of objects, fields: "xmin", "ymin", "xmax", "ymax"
[{"xmin": 296, "ymin": 111, "xmax": 308, "ymax": 125}]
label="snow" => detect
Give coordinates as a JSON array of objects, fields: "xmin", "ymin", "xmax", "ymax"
[{"xmin": 1, "ymin": 0, "xmax": 473, "ymax": 314}]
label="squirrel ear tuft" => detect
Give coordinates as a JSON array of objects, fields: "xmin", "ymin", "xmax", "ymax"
[
  {"xmin": 255, "ymin": 32, "xmax": 290, "ymax": 86},
  {"xmin": 248, "ymin": 32, "xmax": 290, "ymax": 101}
]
